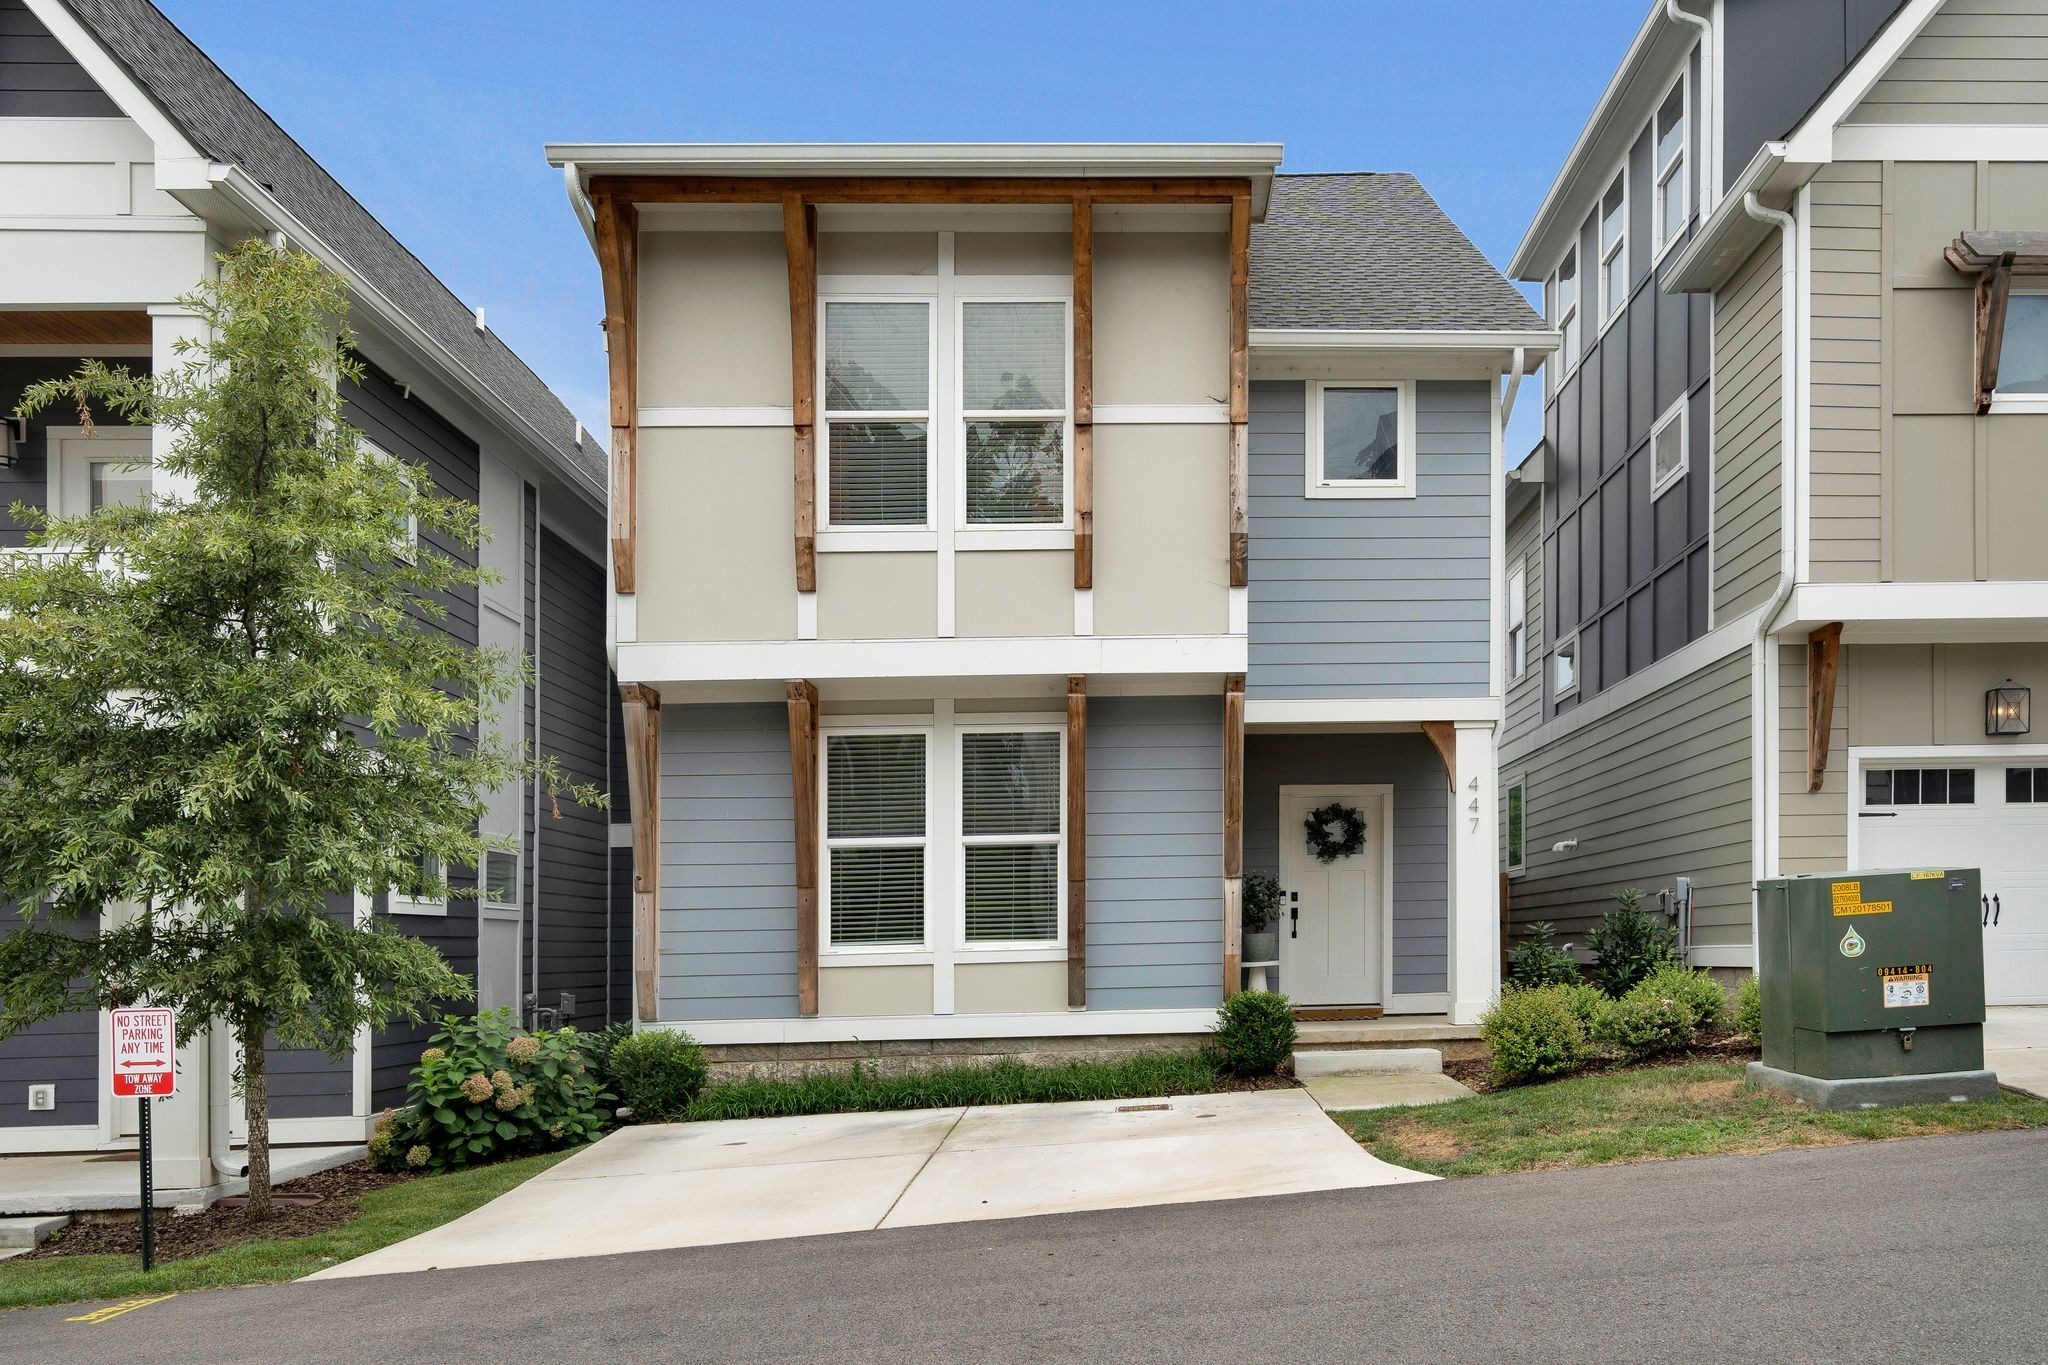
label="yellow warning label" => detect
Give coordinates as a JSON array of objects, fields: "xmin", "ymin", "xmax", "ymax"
[
  {"xmin": 1831, "ymin": 881, "xmax": 1861, "ymax": 908},
  {"xmin": 1834, "ymin": 900, "xmax": 1894, "ymax": 917},
  {"xmin": 1910, "ymin": 870, "xmax": 1946, "ymax": 880}
]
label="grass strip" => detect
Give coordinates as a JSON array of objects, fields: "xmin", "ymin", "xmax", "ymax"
[
  {"xmin": 0, "ymin": 1147, "xmax": 576, "ymax": 1313},
  {"xmin": 681, "ymin": 1050, "xmax": 1228, "ymax": 1122},
  {"xmin": 1336, "ymin": 1062, "xmax": 2048, "ymax": 1178}
]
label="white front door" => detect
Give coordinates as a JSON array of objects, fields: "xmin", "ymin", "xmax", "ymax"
[
  {"xmin": 1277, "ymin": 787, "xmax": 1386, "ymax": 1007},
  {"xmin": 1855, "ymin": 758, "xmax": 2048, "ymax": 1007}
]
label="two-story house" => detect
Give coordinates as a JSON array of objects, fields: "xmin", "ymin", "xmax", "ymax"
[
  {"xmin": 1503, "ymin": 0, "xmax": 2048, "ymax": 1007},
  {"xmin": 548, "ymin": 142, "xmax": 1551, "ymax": 1063},
  {"xmin": 0, "ymin": 0, "xmax": 622, "ymax": 1201}
]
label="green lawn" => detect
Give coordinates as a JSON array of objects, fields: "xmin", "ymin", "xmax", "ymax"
[
  {"xmin": 1336, "ymin": 1063, "xmax": 2048, "ymax": 1178},
  {"xmin": 0, "ymin": 1148, "xmax": 576, "ymax": 1312}
]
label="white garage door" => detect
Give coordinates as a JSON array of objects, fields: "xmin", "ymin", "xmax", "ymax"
[{"xmin": 1856, "ymin": 761, "xmax": 2048, "ymax": 1007}]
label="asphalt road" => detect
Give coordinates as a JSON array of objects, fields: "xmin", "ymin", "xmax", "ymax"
[{"xmin": 11, "ymin": 1128, "xmax": 2048, "ymax": 1363}]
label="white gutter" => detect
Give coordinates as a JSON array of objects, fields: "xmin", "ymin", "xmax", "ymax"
[
  {"xmin": 1499, "ymin": 346, "xmax": 1529, "ymax": 428},
  {"xmin": 562, "ymin": 161, "xmax": 597, "ymax": 253},
  {"xmin": 208, "ymin": 1027, "xmax": 247, "ymax": 1180},
  {"xmin": 1664, "ymin": 1, "xmax": 1714, "ymax": 215},
  {"xmin": 1250, "ymin": 328, "xmax": 1560, "ymax": 354}
]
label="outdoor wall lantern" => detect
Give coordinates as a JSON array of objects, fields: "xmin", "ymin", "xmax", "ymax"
[
  {"xmin": 0, "ymin": 418, "xmax": 23, "ymax": 469},
  {"xmin": 1986, "ymin": 681, "xmax": 2032, "ymax": 736}
]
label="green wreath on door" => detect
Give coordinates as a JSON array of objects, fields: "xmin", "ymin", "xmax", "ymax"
[{"xmin": 1303, "ymin": 802, "xmax": 1367, "ymax": 864}]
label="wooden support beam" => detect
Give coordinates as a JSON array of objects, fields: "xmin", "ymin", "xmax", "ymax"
[
  {"xmin": 1974, "ymin": 253, "xmax": 2015, "ymax": 414},
  {"xmin": 1807, "ymin": 622, "xmax": 1843, "ymax": 794},
  {"xmin": 1222, "ymin": 675, "xmax": 1245, "ymax": 999},
  {"xmin": 618, "ymin": 683, "xmax": 662, "ymax": 1021},
  {"xmin": 594, "ymin": 191, "xmax": 640, "ymax": 593},
  {"xmin": 1420, "ymin": 721, "xmax": 1457, "ymax": 787},
  {"xmin": 785, "ymin": 194, "xmax": 820, "ymax": 592},
  {"xmin": 1072, "ymin": 197, "xmax": 1094, "ymax": 591},
  {"xmin": 1066, "ymin": 675, "xmax": 1088, "ymax": 1008},
  {"xmin": 1226, "ymin": 191, "xmax": 1251, "ymax": 590},
  {"xmin": 590, "ymin": 175, "xmax": 1255, "ymax": 206},
  {"xmin": 1227, "ymin": 422, "xmax": 1248, "ymax": 590},
  {"xmin": 786, "ymin": 680, "xmax": 821, "ymax": 1016}
]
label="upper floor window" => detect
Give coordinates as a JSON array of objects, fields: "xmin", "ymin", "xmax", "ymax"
[
  {"xmin": 1555, "ymin": 247, "xmax": 1581, "ymax": 370},
  {"xmin": 1995, "ymin": 294, "xmax": 2048, "ymax": 399},
  {"xmin": 1653, "ymin": 77, "xmax": 1688, "ymax": 256},
  {"xmin": 961, "ymin": 301, "xmax": 1068, "ymax": 526},
  {"xmin": 1598, "ymin": 172, "xmax": 1627, "ymax": 327},
  {"xmin": 1555, "ymin": 631, "xmax": 1580, "ymax": 700},
  {"xmin": 823, "ymin": 301, "xmax": 933, "ymax": 528},
  {"xmin": 390, "ymin": 853, "xmax": 447, "ymax": 917},
  {"xmin": 1507, "ymin": 561, "xmax": 1528, "ymax": 680},
  {"xmin": 1305, "ymin": 380, "xmax": 1416, "ymax": 500},
  {"xmin": 1650, "ymin": 397, "xmax": 1687, "ymax": 502}
]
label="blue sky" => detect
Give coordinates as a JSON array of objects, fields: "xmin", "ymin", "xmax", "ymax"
[{"xmin": 157, "ymin": 0, "xmax": 1648, "ymax": 462}]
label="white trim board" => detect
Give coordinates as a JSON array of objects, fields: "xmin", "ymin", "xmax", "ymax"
[
  {"xmin": 1689, "ymin": 945, "xmax": 1755, "ymax": 969},
  {"xmin": 616, "ymin": 633, "xmax": 1247, "ymax": 685},
  {"xmin": 1775, "ymin": 583, "xmax": 2048, "ymax": 638},
  {"xmin": 1245, "ymin": 697, "xmax": 1501, "ymax": 728},
  {"xmin": 642, "ymin": 1007, "xmax": 1223, "ymax": 1046}
]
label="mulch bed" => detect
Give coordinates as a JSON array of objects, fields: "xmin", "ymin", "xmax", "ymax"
[
  {"xmin": 21, "ymin": 1160, "xmax": 416, "ymax": 1264},
  {"xmin": 1447, "ymin": 1030, "xmax": 1761, "ymax": 1094},
  {"xmin": 1215, "ymin": 1070, "xmax": 1302, "ymax": 1093}
]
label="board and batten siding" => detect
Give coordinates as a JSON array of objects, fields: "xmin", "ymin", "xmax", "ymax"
[
  {"xmin": 658, "ymin": 704, "xmax": 799, "ymax": 1021},
  {"xmin": 0, "ymin": 0, "xmax": 120, "ymax": 117},
  {"xmin": 1084, "ymin": 696, "xmax": 1224, "ymax": 1010},
  {"xmin": 1243, "ymin": 733, "xmax": 1448, "ymax": 996},
  {"xmin": 1247, "ymin": 379, "xmax": 1492, "ymax": 700},
  {"xmin": 1504, "ymin": 491, "xmax": 1545, "ymax": 739},
  {"xmin": 1809, "ymin": 162, "xmax": 1883, "ymax": 583},
  {"xmin": 1506, "ymin": 647, "xmax": 1753, "ymax": 948},
  {"xmin": 1710, "ymin": 235, "xmax": 1784, "ymax": 619},
  {"xmin": 1850, "ymin": 0, "xmax": 2048, "ymax": 124}
]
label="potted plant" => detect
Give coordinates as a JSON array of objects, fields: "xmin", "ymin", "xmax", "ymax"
[{"xmin": 1242, "ymin": 871, "xmax": 1283, "ymax": 964}]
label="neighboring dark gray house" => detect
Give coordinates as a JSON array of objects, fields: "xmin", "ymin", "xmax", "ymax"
[{"xmin": 0, "ymin": 0, "xmax": 624, "ymax": 1199}]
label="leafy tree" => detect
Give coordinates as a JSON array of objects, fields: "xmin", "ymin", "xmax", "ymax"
[{"xmin": 0, "ymin": 241, "xmax": 595, "ymax": 1214}]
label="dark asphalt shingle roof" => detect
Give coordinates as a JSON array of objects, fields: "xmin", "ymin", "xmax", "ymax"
[
  {"xmin": 62, "ymin": 0, "xmax": 602, "ymax": 495},
  {"xmin": 1253, "ymin": 173, "xmax": 1544, "ymax": 333}
]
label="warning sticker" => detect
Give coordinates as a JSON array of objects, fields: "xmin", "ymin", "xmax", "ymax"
[
  {"xmin": 1910, "ymin": 870, "xmax": 1946, "ymax": 880},
  {"xmin": 1881, "ymin": 971, "xmax": 1931, "ymax": 1009}
]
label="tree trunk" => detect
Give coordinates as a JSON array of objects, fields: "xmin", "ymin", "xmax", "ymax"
[{"xmin": 239, "ymin": 1018, "xmax": 273, "ymax": 1218}]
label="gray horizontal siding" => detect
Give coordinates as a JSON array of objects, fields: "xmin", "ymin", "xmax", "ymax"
[
  {"xmin": 0, "ymin": 0, "xmax": 121, "ymax": 116},
  {"xmin": 1808, "ymin": 161, "xmax": 1883, "ymax": 583},
  {"xmin": 1247, "ymin": 380, "xmax": 1492, "ymax": 700},
  {"xmin": 1507, "ymin": 647, "xmax": 1754, "ymax": 950},
  {"xmin": 659, "ymin": 704, "xmax": 799, "ymax": 1020},
  {"xmin": 1085, "ymin": 696, "xmax": 1223, "ymax": 1010},
  {"xmin": 1851, "ymin": 1, "xmax": 2048, "ymax": 124},
  {"xmin": 1244, "ymin": 733, "xmax": 1447, "ymax": 997},
  {"xmin": 1711, "ymin": 234, "xmax": 1784, "ymax": 620},
  {"xmin": 0, "ymin": 900, "xmax": 96, "ymax": 1129}
]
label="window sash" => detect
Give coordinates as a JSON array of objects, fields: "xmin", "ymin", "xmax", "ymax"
[
  {"xmin": 1599, "ymin": 175, "xmax": 1627, "ymax": 323},
  {"xmin": 822, "ymin": 729, "xmax": 931, "ymax": 950},
  {"xmin": 1555, "ymin": 635, "xmax": 1579, "ymax": 697},
  {"xmin": 1308, "ymin": 381, "xmax": 1414, "ymax": 498},
  {"xmin": 1654, "ymin": 78, "xmax": 1686, "ymax": 252},
  {"xmin": 1506, "ymin": 783, "xmax": 1526, "ymax": 873},
  {"xmin": 1556, "ymin": 250, "xmax": 1581, "ymax": 365},
  {"xmin": 958, "ymin": 725, "xmax": 1065, "ymax": 949},
  {"xmin": 1994, "ymin": 295, "xmax": 2048, "ymax": 397},
  {"xmin": 821, "ymin": 298, "xmax": 936, "ymax": 531},
  {"xmin": 957, "ymin": 297, "xmax": 1072, "ymax": 529}
]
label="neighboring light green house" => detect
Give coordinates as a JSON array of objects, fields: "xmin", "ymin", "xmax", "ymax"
[{"xmin": 1503, "ymin": 0, "xmax": 2048, "ymax": 1007}]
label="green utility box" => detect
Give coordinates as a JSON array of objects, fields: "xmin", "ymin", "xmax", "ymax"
[{"xmin": 1750, "ymin": 867, "xmax": 1998, "ymax": 1110}]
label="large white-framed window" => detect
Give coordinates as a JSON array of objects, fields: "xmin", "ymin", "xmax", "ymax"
[
  {"xmin": 957, "ymin": 724, "xmax": 1065, "ymax": 949},
  {"xmin": 389, "ymin": 853, "xmax": 447, "ymax": 917},
  {"xmin": 821, "ymin": 728, "xmax": 932, "ymax": 951},
  {"xmin": 1554, "ymin": 631, "xmax": 1580, "ymax": 701},
  {"xmin": 820, "ymin": 297, "xmax": 936, "ymax": 532},
  {"xmin": 1554, "ymin": 245, "xmax": 1581, "ymax": 376},
  {"xmin": 1652, "ymin": 73, "xmax": 1689, "ymax": 259},
  {"xmin": 1304, "ymin": 379, "xmax": 1417, "ymax": 500},
  {"xmin": 1505, "ymin": 778, "xmax": 1527, "ymax": 877},
  {"xmin": 957, "ymin": 296, "xmax": 1072, "ymax": 531},
  {"xmin": 1598, "ymin": 170, "xmax": 1628, "ymax": 329},
  {"xmin": 1990, "ymin": 289, "xmax": 2048, "ymax": 410},
  {"xmin": 1507, "ymin": 559, "xmax": 1528, "ymax": 681},
  {"xmin": 1650, "ymin": 396, "xmax": 1688, "ymax": 502}
]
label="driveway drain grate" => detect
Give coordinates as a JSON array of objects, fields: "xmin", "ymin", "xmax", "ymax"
[{"xmin": 1116, "ymin": 1103, "xmax": 1170, "ymax": 1113}]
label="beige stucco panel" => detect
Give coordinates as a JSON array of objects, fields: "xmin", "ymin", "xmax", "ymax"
[
  {"xmin": 1889, "ymin": 289, "xmax": 1973, "ymax": 415},
  {"xmin": 819, "ymin": 232, "xmax": 938, "ymax": 275},
  {"xmin": 956, "ymin": 232, "xmax": 1071, "ymax": 276},
  {"xmin": 1093, "ymin": 232, "xmax": 1228, "ymax": 406},
  {"xmin": 1988, "ymin": 416, "xmax": 2048, "ymax": 581},
  {"xmin": 635, "ymin": 427, "xmax": 796, "ymax": 641},
  {"xmin": 638, "ymin": 231, "xmax": 791, "ymax": 408},
  {"xmin": 1888, "ymin": 416, "xmax": 1976, "ymax": 582},
  {"xmin": 1988, "ymin": 163, "xmax": 2048, "ymax": 233},
  {"xmin": 955, "ymin": 550, "xmax": 1073, "ymax": 638},
  {"xmin": 953, "ymin": 961, "xmax": 1066, "ymax": 1015},
  {"xmin": 1092, "ymin": 424, "xmax": 1229, "ymax": 636},
  {"xmin": 1889, "ymin": 163, "xmax": 1976, "ymax": 283},
  {"xmin": 1849, "ymin": 643, "xmax": 2048, "ymax": 749},
  {"xmin": 817, "ymin": 552, "xmax": 937, "ymax": 639},
  {"xmin": 819, "ymin": 964, "xmax": 933, "ymax": 1017}
]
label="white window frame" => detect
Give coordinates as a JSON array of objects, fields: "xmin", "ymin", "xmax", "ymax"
[
  {"xmin": 817, "ymin": 294, "xmax": 940, "ymax": 537},
  {"xmin": 819, "ymin": 723, "xmax": 933, "ymax": 955},
  {"xmin": 1554, "ymin": 631, "xmax": 1581, "ymax": 701},
  {"xmin": 1651, "ymin": 70, "xmax": 1690, "ymax": 262},
  {"xmin": 389, "ymin": 853, "xmax": 447, "ymax": 918},
  {"xmin": 45, "ymin": 425, "xmax": 151, "ymax": 519},
  {"xmin": 480, "ymin": 840, "xmax": 519, "ymax": 913},
  {"xmin": 1505, "ymin": 778, "xmax": 1527, "ymax": 877},
  {"xmin": 1988, "ymin": 286, "xmax": 2048, "ymax": 413},
  {"xmin": 1553, "ymin": 246, "xmax": 1582, "ymax": 380},
  {"xmin": 954, "ymin": 293, "xmax": 1074, "ymax": 534},
  {"xmin": 1304, "ymin": 379, "xmax": 1418, "ymax": 500},
  {"xmin": 1649, "ymin": 396, "xmax": 1688, "ymax": 503},
  {"xmin": 1507, "ymin": 559, "xmax": 1528, "ymax": 681},
  {"xmin": 955, "ymin": 721, "xmax": 1067, "ymax": 953},
  {"xmin": 1597, "ymin": 167, "xmax": 1628, "ymax": 332},
  {"xmin": 359, "ymin": 436, "xmax": 419, "ymax": 561}
]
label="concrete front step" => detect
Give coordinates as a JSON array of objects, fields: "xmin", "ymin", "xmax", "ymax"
[
  {"xmin": 1292, "ymin": 1048, "xmax": 1443, "ymax": 1078},
  {"xmin": 1293, "ymin": 1019, "xmax": 1486, "ymax": 1063},
  {"xmin": 0, "ymin": 1214, "xmax": 69, "ymax": 1250}
]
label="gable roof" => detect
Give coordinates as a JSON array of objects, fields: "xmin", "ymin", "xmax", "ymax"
[
  {"xmin": 57, "ymin": 0, "xmax": 601, "ymax": 496},
  {"xmin": 1252, "ymin": 173, "xmax": 1543, "ymax": 333}
]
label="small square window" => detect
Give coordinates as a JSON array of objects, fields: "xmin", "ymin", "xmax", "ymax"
[
  {"xmin": 1950, "ymin": 768, "xmax": 1976, "ymax": 804},
  {"xmin": 483, "ymin": 849, "xmax": 518, "ymax": 908},
  {"xmin": 1866, "ymin": 769, "xmax": 1893, "ymax": 806},
  {"xmin": 1307, "ymin": 382, "xmax": 1414, "ymax": 499}
]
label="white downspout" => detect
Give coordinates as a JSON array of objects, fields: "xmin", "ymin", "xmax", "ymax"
[
  {"xmin": 562, "ymin": 161, "xmax": 598, "ymax": 253},
  {"xmin": 208, "ymin": 1026, "xmax": 247, "ymax": 1180},
  {"xmin": 1499, "ymin": 345, "xmax": 1528, "ymax": 429},
  {"xmin": 1742, "ymin": 192, "xmax": 1800, "ymax": 955},
  {"xmin": 1666, "ymin": 1, "xmax": 1715, "ymax": 213}
]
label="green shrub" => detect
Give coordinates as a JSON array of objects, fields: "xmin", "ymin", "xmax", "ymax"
[
  {"xmin": 372, "ymin": 1009, "xmax": 610, "ymax": 1172},
  {"xmin": 1593, "ymin": 992, "xmax": 1695, "ymax": 1062},
  {"xmin": 1209, "ymin": 991, "xmax": 1297, "ymax": 1076},
  {"xmin": 1507, "ymin": 921, "xmax": 1582, "ymax": 989},
  {"xmin": 607, "ymin": 1029, "xmax": 711, "ymax": 1121},
  {"xmin": 1481, "ymin": 986, "xmax": 1593, "ymax": 1085},
  {"xmin": 1553, "ymin": 981, "xmax": 1609, "ymax": 1033},
  {"xmin": 1735, "ymin": 973, "xmax": 1764, "ymax": 1040},
  {"xmin": 581, "ymin": 1020, "xmax": 635, "ymax": 1090},
  {"xmin": 684, "ymin": 1052, "xmax": 1226, "ymax": 1122},
  {"xmin": 1633, "ymin": 961, "xmax": 1726, "ymax": 1029},
  {"xmin": 1586, "ymin": 888, "xmax": 1677, "ymax": 997}
]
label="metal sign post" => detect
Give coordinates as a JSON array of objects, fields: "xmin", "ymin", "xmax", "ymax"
[{"xmin": 110, "ymin": 1005, "xmax": 176, "ymax": 1274}]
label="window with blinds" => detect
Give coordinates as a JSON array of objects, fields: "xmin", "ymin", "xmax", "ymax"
[
  {"xmin": 824, "ymin": 301, "xmax": 931, "ymax": 527},
  {"xmin": 961, "ymin": 729, "xmax": 1062, "ymax": 943},
  {"xmin": 824, "ymin": 731, "xmax": 928, "ymax": 946},
  {"xmin": 961, "ymin": 301, "xmax": 1067, "ymax": 525}
]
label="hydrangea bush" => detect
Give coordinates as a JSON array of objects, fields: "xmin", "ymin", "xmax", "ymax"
[{"xmin": 370, "ymin": 1008, "xmax": 610, "ymax": 1172}]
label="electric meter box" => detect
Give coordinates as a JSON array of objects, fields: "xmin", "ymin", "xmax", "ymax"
[{"xmin": 1750, "ymin": 867, "xmax": 1998, "ymax": 1110}]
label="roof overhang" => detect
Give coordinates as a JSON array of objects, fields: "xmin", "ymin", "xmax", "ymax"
[
  {"xmin": 1250, "ymin": 328, "xmax": 1558, "ymax": 375},
  {"xmin": 546, "ymin": 142, "xmax": 1285, "ymax": 217},
  {"xmin": 1507, "ymin": 444, "xmax": 1545, "ymax": 518},
  {"xmin": 1659, "ymin": 142, "xmax": 1820, "ymax": 293}
]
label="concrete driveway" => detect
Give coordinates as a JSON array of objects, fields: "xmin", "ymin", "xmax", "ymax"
[
  {"xmin": 1987, "ymin": 1006, "xmax": 2048, "ymax": 1098},
  {"xmin": 310, "ymin": 1088, "xmax": 1429, "ymax": 1279}
]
